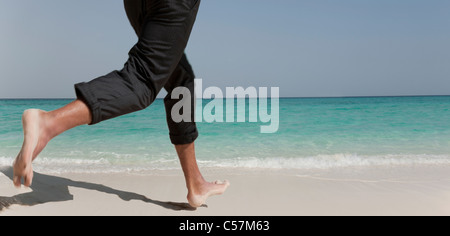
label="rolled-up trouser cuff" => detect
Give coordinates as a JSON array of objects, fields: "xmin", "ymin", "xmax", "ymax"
[
  {"xmin": 74, "ymin": 82, "xmax": 102, "ymax": 125},
  {"xmin": 170, "ymin": 131, "xmax": 199, "ymax": 145}
]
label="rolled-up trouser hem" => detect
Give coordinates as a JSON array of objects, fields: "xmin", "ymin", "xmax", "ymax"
[
  {"xmin": 74, "ymin": 82, "xmax": 102, "ymax": 125},
  {"xmin": 170, "ymin": 131, "xmax": 199, "ymax": 145}
]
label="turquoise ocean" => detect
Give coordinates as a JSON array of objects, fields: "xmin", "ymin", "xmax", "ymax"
[{"xmin": 1, "ymin": 96, "xmax": 449, "ymax": 173}]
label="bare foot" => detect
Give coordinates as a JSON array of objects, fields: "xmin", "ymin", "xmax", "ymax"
[
  {"xmin": 13, "ymin": 109, "xmax": 51, "ymax": 187},
  {"xmin": 187, "ymin": 180, "xmax": 230, "ymax": 208}
]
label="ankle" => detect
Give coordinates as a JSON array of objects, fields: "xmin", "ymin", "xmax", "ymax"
[
  {"xmin": 40, "ymin": 111, "xmax": 57, "ymax": 141},
  {"xmin": 187, "ymin": 176, "xmax": 207, "ymax": 193}
]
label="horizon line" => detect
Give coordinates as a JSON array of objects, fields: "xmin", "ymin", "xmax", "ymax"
[{"xmin": 1, "ymin": 95, "xmax": 449, "ymax": 100}]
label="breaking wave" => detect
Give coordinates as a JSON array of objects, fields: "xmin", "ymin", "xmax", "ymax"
[{"xmin": 2, "ymin": 153, "xmax": 450, "ymax": 174}]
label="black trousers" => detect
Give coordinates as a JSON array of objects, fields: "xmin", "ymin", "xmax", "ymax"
[{"xmin": 75, "ymin": 0, "xmax": 200, "ymax": 145}]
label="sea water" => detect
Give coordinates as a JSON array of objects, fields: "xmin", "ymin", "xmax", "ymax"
[{"xmin": 0, "ymin": 96, "xmax": 449, "ymax": 173}]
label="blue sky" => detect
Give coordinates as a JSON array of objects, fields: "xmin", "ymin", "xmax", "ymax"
[{"xmin": 0, "ymin": 0, "xmax": 449, "ymax": 98}]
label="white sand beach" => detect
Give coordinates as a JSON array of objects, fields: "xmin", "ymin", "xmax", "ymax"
[{"xmin": 1, "ymin": 164, "xmax": 450, "ymax": 216}]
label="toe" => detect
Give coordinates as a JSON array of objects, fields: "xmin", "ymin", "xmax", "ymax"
[
  {"xmin": 24, "ymin": 172, "xmax": 33, "ymax": 187},
  {"xmin": 13, "ymin": 175, "xmax": 21, "ymax": 188}
]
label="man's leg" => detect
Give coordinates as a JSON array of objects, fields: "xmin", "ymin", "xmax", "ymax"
[
  {"xmin": 13, "ymin": 100, "xmax": 91, "ymax": 187},
  {"xmin": 164, "ymin": 55, "xmax": 229, "ymax": 207}
]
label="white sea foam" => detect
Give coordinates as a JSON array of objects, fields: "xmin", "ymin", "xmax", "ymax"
[
  {"xmin": 200, "ymin": 154, "xmax": 450, "ymax": 170},
  {"xmin": 2, "ymin": 153, "xmax": 450, "ymax": 174}
]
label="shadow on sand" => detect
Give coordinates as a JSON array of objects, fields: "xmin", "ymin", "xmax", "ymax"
[{"xmin": 0, "ymin": 167, "xmax": 202, "ymax": 213}]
